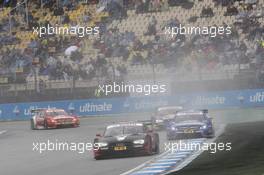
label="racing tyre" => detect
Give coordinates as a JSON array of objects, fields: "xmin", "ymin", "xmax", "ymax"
[
  {"xmin": 205, "ymin": 129, "xmax": 215, "ymax": 138},
  {"xmin": 145, "ymin": 137, "xmax": 152, "ymax": 155},
  {"xmin": 30, "ymin": 119, "xmax": 35, "ymax": 130},
  {"xmin": 154, "ymin": 136, "xmax": 160, "ymax": 154},
  {"xmin": 74, "ymin": 123, "xmax": 80, "ymax": 128},
  {"xmin": 44, "ymin": 120, "xmax": 48, "ymax": 129},
  {"xmin": 207, "ymin": 131, "xmax": 215, "ymax": 138},
  {"xmin": 94, "ymin": 156, "xmax": 102, "ymax": 160}
]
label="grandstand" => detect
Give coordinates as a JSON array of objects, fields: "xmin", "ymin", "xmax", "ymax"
[{"xmin": 0, "ymin": 0, "xmax": 264, "ymax": 102}]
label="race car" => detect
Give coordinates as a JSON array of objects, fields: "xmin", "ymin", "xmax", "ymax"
[
  {"xmin": 152, "ymin": 106, "xmax": 183, "ymax": 129},
  {"xmin": 30, "ymin": 108, "xmax": 80, "ymax": 130},
  {"xmin": 166, "ymin": 109, "xmax": 214, "ymax": 140},
  {"xmin": 93, "ymin": 122, "xmax": 160, "ymax": 160}
]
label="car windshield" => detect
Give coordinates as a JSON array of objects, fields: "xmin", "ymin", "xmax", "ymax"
[
  {"xmin": 174, "ymin": 114, "xmax": 205, "ymax": 122},
  {"xmin": 46, "ymin": 110, "xmax": 67, "ymax": 117},
  {"xmin": 104, "ymin": 125, "xmax": 144, "ymax": 137}
]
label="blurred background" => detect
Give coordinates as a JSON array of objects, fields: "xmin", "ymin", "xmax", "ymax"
[{"xmin": 0, "ymin": 0, "xmax": 263, "ymax": 103}]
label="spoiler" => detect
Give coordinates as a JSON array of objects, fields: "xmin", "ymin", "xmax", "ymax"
[
  {"xmin": 137, "ymin": 120, "xmax": 153, "ymax": 125},
  {"xmin": 175, "ymin": 109, "xmax": 209, "ymax": 115},
  {"xmin": 201, "ymin": 109, "xmax": 208, "ymax": 114},
  {"xmin": 30, "ymin": 108, "xmax": 46, "ymax": 113},
  {"xmin": 137, "ymin": 119, "xmax": 152, "ymax": 123},
  {"xmin": 156, "ymin": 106, "xmax": 183, "ymax": 112}
]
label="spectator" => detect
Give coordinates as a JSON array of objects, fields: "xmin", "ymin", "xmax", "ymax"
[
  {"xmin": 53, "ymin": 5, "xmax": 64, "ymax": 16},
  {"xmin": 201, "ymin": 6, "xmax": 214, "ymax": 17},
  {"xmin": 145, "ymin": 16, "xmax": 157, "ymax": 36},
  {"xmin": 225, "ymin": 5, "xmax": 239, "ymax": 16},
  {"xmin": 61, "ymin": 13, "xmax": 70, "ymax": 24}
]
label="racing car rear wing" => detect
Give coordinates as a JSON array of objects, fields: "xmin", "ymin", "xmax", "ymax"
[
  {"xmin": 30, "ymin": 107, "xmax": 58, "ymax": 114},
  {"xmin": 175, "ymin": 109, "xmax": 209, "ymax": 115},
  {"xmin": 201, "ymin": 109, "xmax": 208, "ymax": 114},
  {"xmin": 30, "ymin": 108, "xmax": 46, "ymax": 114},
  {"xmin": 113, "ymin": 120, "xmax": 154, "ymax": 126},
  {"xmin": 136, "ymin": 119, "xmax": 156, "ymax": 131},
  {"xmin": 137, "ymin": 119, "xmax": 152, "ymax": 124},
  {"xmin": 154, "ymin": 106, "xmax": 183, "ymax": 114}
]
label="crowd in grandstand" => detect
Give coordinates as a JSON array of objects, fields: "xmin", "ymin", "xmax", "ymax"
[{"xmin": 0, "ymin": 0, "xmax": 263, "ymax": 84}]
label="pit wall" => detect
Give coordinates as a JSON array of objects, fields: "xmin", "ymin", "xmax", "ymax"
[{"xmin": 0, "ymin": 89, "xmax": 263, "ymax": 120}]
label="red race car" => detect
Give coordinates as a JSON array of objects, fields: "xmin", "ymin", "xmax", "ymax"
[{"xmin": 30, "ymin": 108, "xmax": 80, "ymax": 130}]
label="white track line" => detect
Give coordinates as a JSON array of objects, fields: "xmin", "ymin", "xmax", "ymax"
[
  {"xmin": 150, "ymin": 162, "xmax": 176, "ymax": 166},
  {"xmin": 121, "ymin": 125, "xmax": 226, "ymax": 175},
  {"xmin": 0, "ymin": 130, "xmax": 7, "ymax": 135},
  {"xmin": 133, "ymin": 170, "xmax": 165, "ymax": 173},
  {"xmin": 120, "ymin": 125, "xmax": 225, "ymax": 175},
  {"xmin": 120, "ymin": 151, "xmax": 169, "ymax": 175},
  {"xmin": 144, "ymin": 166, "xmax": 171, "ymax": 169},
  {"xmin": 165, "ymin": 124, "xmax": 226, "ymax": 174}
]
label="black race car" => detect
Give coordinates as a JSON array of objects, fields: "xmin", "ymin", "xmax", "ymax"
[{"xmin": 93, "ymin": 122, "xmax": 160, "ymax": 160}]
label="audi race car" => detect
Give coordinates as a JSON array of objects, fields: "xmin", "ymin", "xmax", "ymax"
[
  {"xmin": 166, "ymin": 109, "xmax": 215, "ymax": 140},
  {"xmin": 30, "ymin": 108, "xmax": 80, "ymax": 130},
  {"xmin": 93, "ymin": 122, "xmax": 160, "ymax": 160},
  {"xmin": 152, "ymin": 106, "xmax": 183, "ymax": 129}
]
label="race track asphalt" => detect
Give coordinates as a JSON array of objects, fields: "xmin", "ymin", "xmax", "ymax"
[
  {"xmin": 0, "ymin": 108, "xmax": 263, "ymax": 175},
  {"xmin": 0, "ymin": 114, "xmax": 167, "ymax": 175}
]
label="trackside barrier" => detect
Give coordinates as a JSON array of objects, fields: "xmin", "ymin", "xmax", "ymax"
[{"xmin": 0, "ymin": 88, "xmax": 264, "ymax": 120}]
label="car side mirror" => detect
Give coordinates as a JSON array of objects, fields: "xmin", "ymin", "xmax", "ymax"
[{"xmin": 96, "ymin": 133, "xmax": 102, "ymax": 137}]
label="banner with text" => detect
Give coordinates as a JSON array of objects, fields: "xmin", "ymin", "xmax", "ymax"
[{"xmin": 0, "ymin": 89, "xmax": 263, "ymax": 120}]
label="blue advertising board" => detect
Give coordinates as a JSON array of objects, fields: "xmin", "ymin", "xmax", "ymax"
[{"xmin": 0, "ymin": 89, "xmax": 264, "ymax": 120}]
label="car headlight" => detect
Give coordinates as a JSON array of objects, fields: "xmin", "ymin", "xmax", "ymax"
[
  {"xmin": 49, "ymin": 119, "xmax": 56, "ymax": 123},
  {"xmin": 133, "ymin": 139, "xmax": 145, "ymax": 144},
  {"xmin": 171, "ymin": 126, "xmax": 177, "ymax": 131},
  {"xmin": 200, "ymin": 125, "xmax": 207, "ymax": 129},
  {"xmin": 96, "ymin": 142, "xmax": 108, "ymax": 147}
]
